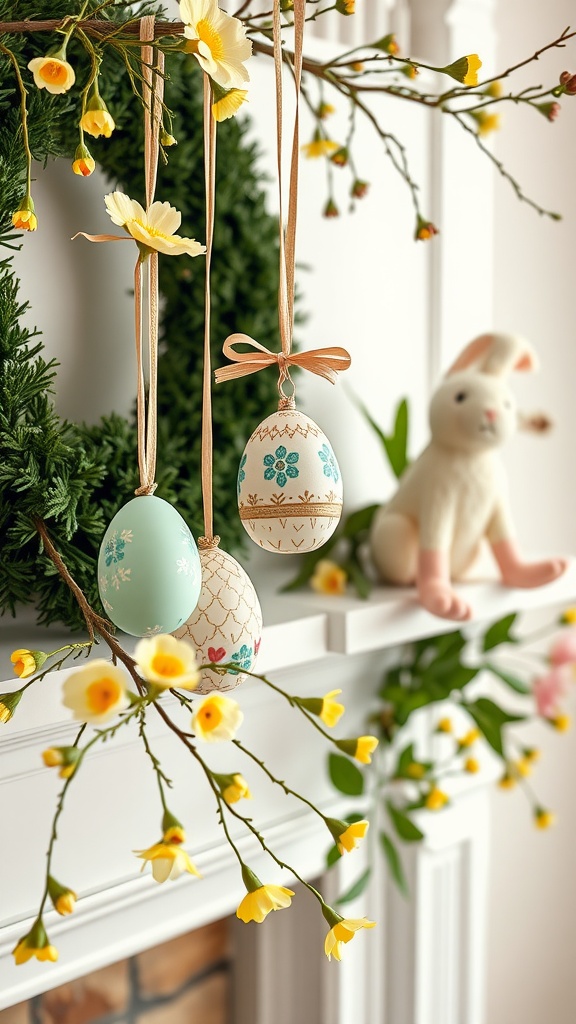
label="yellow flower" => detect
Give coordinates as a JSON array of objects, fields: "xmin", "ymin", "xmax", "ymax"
[
  {"xmin": 80, "ymin": 91, "xmax": 115, "ymax": 139},
  {"xmin": 72, "ymin": 142, "xmax": 95, "ymax": 178},
  {"xmin": 336, "ymin": 735, "xmax": 379, "ymax": 764},
  {"xmin": 464, "ymin": 757, "xmax": 480, "ymax": 774},
  {"xmin": 48, "ymin": 876, "xmax": 77, "ymax": 916},
  {"xmin": 180, "ymin": 0, "xmax": 252, "ymax": 89},
  {"xmin": 11, "ymin": 648, "xmax": 38, "ymax": 678},
  {"xmin": 561, "ymin": 607, "xmax": 576, "ymax": 624},
  {"xmin": 535, "ymin": 808, "xmax": 555, "ymax": 830},
  {"xmin": 295, "ymin": 689, "xmax": 345, "ymax": 727},
  {"xmin": 552, "ymin": 713, "xmax": 571, "ymax": 732},
  {"xmin": 326, "ymin": 817, "xmax": 369, "ymax": 855},
  {"xmin": 104, "ymin": 192, "xmax": 206, "ymax": 259},
  {"xmin": 458, "ymin": 728, "xmax": 479, "ymax": 749},
  {"xmin": 375, "ymin": 33, "xmax": 399, "ymax": 55},
  {"xmin": 42, "ymin": 745, "xmax": 81, "ymax": 779},
  {"xmin": 425, "ymin": 786, "xmax": 449, "ymax": 811},
  {"xmin": 12, "ymin": 204, "xmax": 37, "ymax": 232},
  {"xmin": 350, "ymin": 61, "xmax": 364, "ymax": 72},
  {"xmin": 323, "ymin": 911, "xmax": 376, "ymax": 962},
  {"xmin": 485, "ymin": 80, "xmax": 502, "ymax": 98},
  {"xmin": 61, "ymin": 659, "xmax": 130, "ymax": 724},
  {"xmin": 0, "ymin": 689, "xmax": 23, "ymax": 723},
  {"xmin": 213, "ymin": 772, "xmax": 252, "ymax": 803},
  {"xmin": 211, "ymin": 82, "xmax": 248, "ymax": 122},
  {"xmin": 310, "ymin": 560, "xmax": 347, "ymax": 595},
  {"xmin": 28, "ymin": 54, "xmax": 75, "ymax": 94},
  {"xmin": 471, "ymin": 110, "xmax": 501, "ymax": 136},
  {"xmin": 191, "ymin": 692, "xmax": 243, "ymax": 741},
  {"xmin": 302, "ymin": 135, "xmax": 339, "ymax": 159},
  {"xmin": 336, "ymin": 0, "xmax": 355, "ymax": 13},
  {"xmin": 437, "ymin": 717, "xmax": 452, "ymax": 733},
  {"xmin": 498, "ymin": 771, "xmax": 516, "ymax": 790},
  {"xmin": 514, "ymin": 757, "xmax": 532, "ymax": 778},
  {"xmin": 523, "ymin": 747, "xmax": 540, "ymax": 763},
  {"xmin": 318, "ymin": 101, "xmax": 336, "ymax": 119},
  {"xmin": 441, "ymin": 53, "xmax": 482, "ymax": 87},
  {"xmin": 407, "ymin": 761, "xmax": 426, "ymax": 779},
  {"xmin": 13, "ymin": 920, "xmax": 58, "ymax": 965},
  {"xmin": 135, "ymin": 834, "xmax": 201, "ymax": 883},
  {"xmin": 134, "ymin": 633, "xmax": 200, "ymax": 691},
  {"xmin": 236, "ymin": 867, "xmax": 294, "ymax": 923}
]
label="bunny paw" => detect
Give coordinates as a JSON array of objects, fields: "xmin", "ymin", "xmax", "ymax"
[
  {"xmin": 419, "ymin": 582, "xmax": 472, "ymax": 621},
  {"xmin": 501, "ymin": 558, "xmax": 568, "ymax": 589}
]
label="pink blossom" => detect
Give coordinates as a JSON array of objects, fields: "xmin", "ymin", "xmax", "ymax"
[
  {"xmin": 549, "ymin": 630, "xmax": 576, "ymax": 667},
  {"xmin": 533, "ymin": 665, "xmax": 571, "ymax": 718}
]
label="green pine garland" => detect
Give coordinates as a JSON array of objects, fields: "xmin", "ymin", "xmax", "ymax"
[{"xmin": 0, "ymin": 0, "xmax": 282, "ymax": 630}]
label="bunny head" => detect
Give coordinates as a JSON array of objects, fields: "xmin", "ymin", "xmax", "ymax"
[{"xmin": 429, "ymin": 333, "xmax": 538, "ymax": 454}]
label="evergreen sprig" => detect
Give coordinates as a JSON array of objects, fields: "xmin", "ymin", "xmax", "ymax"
[{"xmin": 0, "ymin": 0, "xmax": 281, "ymax": 629}]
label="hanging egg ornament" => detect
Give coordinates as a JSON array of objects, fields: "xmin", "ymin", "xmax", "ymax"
[
  {"xmin": 237, "ymin": 405, "xmax": 343, "ymax": 553},
  {"xmin": 173, "ymin": 542, "xmax": 262, "ymax": 694},
  {"xmin": 98, "ymin": 495, "xmax": 201, "ymax": 636}
]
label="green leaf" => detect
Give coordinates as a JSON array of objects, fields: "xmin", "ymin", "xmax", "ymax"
[
  {"xmin": 345, "ymin": 556, "xmax": 372, "ymax": 599},
  {"xmin": 396, "ymin": 742, "xmax": 415, "ymax": 777},
  {"xmin": 336, "ymin": 868, "xmax": 371, "ymax": 906},
  {"xmin": 328, "ymin": 753, "xmax": 365, "ymax": 796},
  {"xmin": 326, "ymin": 843, "xmax": 341, "ymax": 869},
  {"xmin": 485, "ymin": 662, "xmax": 530, "ymax": 695},
  {"xmin": 342, "ymin": 503, "xmax": 379, "ymax": 539},
  {"xmin": 386, "ymin": 800, "xmax": 424, "ymax": 842},
  {"xmin": 463, "ymin": 697, "xmax": 525, "ymax": 756},
  {"xmin": 385, "ymin": 399, "xmax": 410, "ymax": 479},
  {"xmin": 380, "ymin": 831, "xmax": 408, "ymax": 897},
  {"xmin": 482, "ymin": 613, "xmax": 518, "ymax": 651}
]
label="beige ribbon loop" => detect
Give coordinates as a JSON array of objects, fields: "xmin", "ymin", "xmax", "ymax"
[{"xmin": 215, "ymin": 333, "xmax": 351, "ymax": 386}]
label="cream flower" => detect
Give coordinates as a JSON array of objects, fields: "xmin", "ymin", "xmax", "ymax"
[
  {"xmin": 135, "ymin": 839, "xmax": 201, "ymax": 883},
  {"xmin": 134, "ymin": 633, "xmax": 200, "ymax": 691},
  {"xmin": 28, "ymin": 55, "xmax": 75, "ymax": 95},
  {"xmin": 180, "ymin": 0, "xmax": 252, "ymax": 89},
  {"xmin": 61, "ymin": 659, "xmax": 130, "ymax": 724},
  {"xmin": 191, "ymin": 693, "xmax": 243, "ymax": 741},
  {"xmin": 104, "ymin": 192, "xmax": 206, "ymax": 258}
]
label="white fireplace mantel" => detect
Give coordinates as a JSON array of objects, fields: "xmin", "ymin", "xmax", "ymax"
[{"xmin": 1, "ymin": 565, "xmax": 575, "ymax": 1018}]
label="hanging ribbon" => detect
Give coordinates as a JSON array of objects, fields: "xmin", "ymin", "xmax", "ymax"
[
  {"xmin": 73, "ymin": 17, "xmax": 164, "ymax": 496},
  {"xmin": 199, "ymin": 73, "xmax": 219, "ymax": 548},
  {"xmin": 215, "ymin": 0, "xmax": 350, "ymax": 403}
]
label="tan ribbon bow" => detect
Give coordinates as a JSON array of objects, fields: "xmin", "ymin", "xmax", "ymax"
[
  {"xmin": 215, "ymin": 333, "xmax": 351, "ymax": 390},
  {"xmin": 215, "ymin": 0, "xmax": 351, "ymax": 401}
]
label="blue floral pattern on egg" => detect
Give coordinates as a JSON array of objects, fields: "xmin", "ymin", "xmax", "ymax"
[
  {"xmin": 237, "ymin": 408, "xmax": 343, "ymax": 554},
  {"xmin": 97, "ymin": 495, "xmax": 201, "ymax": 637}
]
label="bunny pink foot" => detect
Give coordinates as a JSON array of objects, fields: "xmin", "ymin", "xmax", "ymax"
[
  {"xmin": 417, "ymin": 551, "xmax": 472, "ymax": 621},
  {"xmin": 492, "ymin": 539, "xmax": 568, "ymax": 588}
]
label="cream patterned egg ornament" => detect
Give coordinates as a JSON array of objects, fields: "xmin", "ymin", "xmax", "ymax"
[
  {"xmin": 237, "ymin": 406, "xmax": 343, "ymax": 553},
  {"xmin": 173, "ymin": 543, "xmax": 262, "ymax": 694}
]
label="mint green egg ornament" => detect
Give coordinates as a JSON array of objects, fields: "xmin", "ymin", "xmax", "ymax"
[{"xmin": 97, "ymin": 495, "xmax": 201, "ymax": 637}]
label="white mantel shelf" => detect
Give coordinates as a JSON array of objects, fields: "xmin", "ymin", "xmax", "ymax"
[{"xmin": 1, "ymin": 562, "xmax": 576, "ymax": 1013}]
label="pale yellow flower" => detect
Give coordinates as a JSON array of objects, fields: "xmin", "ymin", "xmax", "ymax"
[
  {"xmin": 42, "ymin": 746, "xmax": 80, "ymax": 779},
  {"xmin": 191, "ymin": 692, "xmax": 243, "ymax": 741},
  {"xmin": 28, "ymin": 54, "xmax": 75, "ymax": 94},
  {"xmin": 324, "ymin": 917, "xmax": 376, "ymax": 961},
  {"xmin": 535, "ymin": 809, "xmax": 555, "ymax": 830},
  {"xmin": 472, "ymin": 110, "xmax": 501, "ymax": 136},
  {"xmin": 310, "ymin": 559, "xmax": 347, "ymax": 595},
  {"xmin": 212, "ymin": 83, "xmax": 248, "ymax": 122},
  {"xmin": 134, "ymin": 633, "xmax": 200, "ymax": 691},
  {"xmin": 180, "ymin": 0, "xmax": 252, "ymax": 88},
  {"xmin": 61, "ymin": 659, "xmax": 130, "ymax": 724},
  {"xmin": 80, "ymin": 97, "xmax": 115, "ymax": 139},
  {"xmin": 104, "ymin": 192, "xmax": 206, "ymax": 258},
  {"xmin": 135, "ymin": 838, "xmax": 201, "ymax": 883},
  {"xmin": 214, "ymin": 772, "xmax": 252, "ymax": 803},
  {"xmin": 237, "ymin": 884, "xmax": 294, "ymax": 923},
  {"xmin": 302, "ymin": 137, "xmax": 339, "ymax": 159}
]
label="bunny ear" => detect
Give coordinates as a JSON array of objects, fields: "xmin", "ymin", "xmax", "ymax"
[{"xmin": 445, "ymin": 333, "xmax": 539, "ymax": 376}]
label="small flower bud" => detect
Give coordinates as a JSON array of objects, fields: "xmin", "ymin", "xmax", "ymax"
[
  {"xmin": 536, "ymin": 101, "xmax": 560, "ymax": 122},
  {"xmin": 161, "ymin": 131, "xmax": 178, "ymax": 147},
  {"xmin": 330, "ymin": 147, "xmax": 349, "ymax": 167},
  {"xmin": 373, "ymin": 33, "xmax": 399, "ymax": 55},
  {"xmin": 335, "ymin": 0, "xmax": 355, "ymax": 14},
  {"xmin": 323, "ymin": 198, "xmax": 339, "ymax": 219},
  {"xmin": 48, "ymin": 876, "xmax": 77, "ymax": 916},
  {"xmin": 415, "ymin": 216, "xmax": 439, "ymax": 242},
  {"xmin": 72, "ymin": 142, "xmax": 95, "ymax": 177},
  {"xmin": 351, "ymin": 178, "xmax": 369, "ymax": 199},
  {"xmin": 42, "ymin": 745, "xmax": 81, "ymax": 778},
  {"xmin": 0, "ymin": 690, "xmax": 23, "ymax": 724}
]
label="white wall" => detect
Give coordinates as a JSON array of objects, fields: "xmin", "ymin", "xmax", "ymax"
[{"xmin": 488, "ymin": 3, "xmax": 576, "ymax": 1022}]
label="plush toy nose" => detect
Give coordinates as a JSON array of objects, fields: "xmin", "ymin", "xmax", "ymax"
[{"xmin": 484, "ymin": 408, "xmax": 497, "ymax": 422}]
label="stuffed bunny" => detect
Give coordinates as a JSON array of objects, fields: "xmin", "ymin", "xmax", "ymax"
[{"xmin": 370, "ymin": 332, "xmax": 567, "ymax": 621}]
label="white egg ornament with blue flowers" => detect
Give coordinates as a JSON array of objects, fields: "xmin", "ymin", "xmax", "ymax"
[
  {"xmin": 97, "ymin": 495, "xmax": 201, "ymax": 637},
  {"xmin": 237, "ymin": 407, "xmax": 343, "ymax": 553}
]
